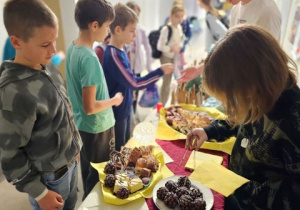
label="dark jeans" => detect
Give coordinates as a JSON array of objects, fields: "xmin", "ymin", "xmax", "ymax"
[
  {"xmin": 79, "ymin": 127, "xmax": 115, "ymax": 199},
  {"xmin": 29, "ymin": 160, "xmax": 78, "ymax": 210},
  {"xmin": 114, "ymin": 115, "xmax": 131, "ymax": 151}
]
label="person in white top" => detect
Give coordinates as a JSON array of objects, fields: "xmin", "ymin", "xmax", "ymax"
[
  {"xmin": 198, "ymin": 0, "xmax": 228, "ymax": 52},
  {"xmin": 157, "ymin": 4, "xmax": 185, "ymax": 105},
  {"xmin": 177, "ymin": 0, "xmax": 282, "ymax": 83},
  {"xmin": 229, "ymin": 0, "xmax": 281, "ymax": 41}
]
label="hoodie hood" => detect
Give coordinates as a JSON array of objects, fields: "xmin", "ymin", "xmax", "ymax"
[{"xmin": 0, "ymin": 61, "xmax": 41, "ymax": 88}]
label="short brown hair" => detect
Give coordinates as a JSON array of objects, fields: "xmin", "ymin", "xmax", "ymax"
[
  {"xmin": 3, "ymin": 0, "xmax": 57, "ymax": 41},
  {"xmin": 203, "ymin": 25, "xmax": 297, "ymax": 126},
  {"xmin": 75, "ymin": 0, "xmax": 114, "ymax": 30},
  {"xmin": 109, "ymin": 3, "xmax": 138, "ymax": 34}
]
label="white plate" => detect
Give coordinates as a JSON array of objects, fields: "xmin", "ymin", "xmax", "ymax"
[{"xmin": 152, "ymin": 175, "xmax": 214, "ymax": 210}]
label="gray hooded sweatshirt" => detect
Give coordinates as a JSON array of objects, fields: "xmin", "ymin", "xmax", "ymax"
[{"xmin": 0, "ymin": 61, "xmax": 82, "ymax": 199}]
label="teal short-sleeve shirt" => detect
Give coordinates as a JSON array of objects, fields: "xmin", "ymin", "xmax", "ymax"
[{"xmin": 66, "ymin": 43, "xmax": 115, "ymax": 133}]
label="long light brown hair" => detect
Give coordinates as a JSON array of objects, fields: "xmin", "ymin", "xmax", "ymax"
[
  {"xmin": 203, "ymin": 25, "xmax": 297, "ymax": 126},
  {"xmin": 198, "ymin": 0, "xmax": 219, "ymax": 17}
]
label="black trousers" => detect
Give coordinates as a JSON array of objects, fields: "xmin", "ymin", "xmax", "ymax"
[{"xmin": 79, "ymin": 127, "xmax": 115, "ymax": 199}]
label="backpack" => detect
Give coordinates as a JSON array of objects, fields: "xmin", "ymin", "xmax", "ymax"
[{"xmin": 148, "ymin": 25, "xmax": 172, "ymax": 59}]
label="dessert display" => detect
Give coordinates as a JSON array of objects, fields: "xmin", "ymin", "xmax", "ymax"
[
  {"xmin": 156, "ymin": 176, "xmax": 206, "ymax": 210},
  {"xmin": 178, "ymin": 194, "xmax": 193, "ymax": 210},
  {"xmin": 165, "ymin": 180, "xmax": 178, "ymax": 193},
  {"xmin": 193, "ymin": 198, "xmax": 206, "ymax": 210},
  {"xmin": 104, "ymin": 174, "xmax": 115, "ymax": 188},
  {"xmin": 177, "ymin": 176, "xmax": 191, "ymax": 189},
  {"xmin": 163, "ymin": 192, "xmax": 178, "ymax": 208},
  {"xmin": 165, "ymin": 105, "xmax": 214, "ymax": 135},
  {"xmin": 157, "ymin": 186, "xmax": 169, "ymax": 200},
  {"xmin": 102, "ymin": 145, "xmax": 159, "ymax": 199},
  {"xmin": 116, "ymin": 187, "xmax": 130, "ymax": 199}
]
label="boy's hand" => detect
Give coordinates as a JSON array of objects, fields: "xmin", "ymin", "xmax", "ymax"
[
  {"xmin": 161, "ymin": 63, "xmax": 174, "ymax": 75},
  {"xmin": 38, "ymin": 190, "xmax": 64, "ymax": 210},
  {"xmin": 170, "ymin": 44, "xmax": 181, "ymax": 53},
  {"xmin": 114, "ymin": 92, "xmax": 123, "ymax": 106}
]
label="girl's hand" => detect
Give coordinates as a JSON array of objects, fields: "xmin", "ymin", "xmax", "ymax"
[{"xmin": 185, "ymin": 128, "xmax": 208, "ymax": 151}]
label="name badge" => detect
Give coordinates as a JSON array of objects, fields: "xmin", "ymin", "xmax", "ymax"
[{"xmin": 241, "ymin": 138, "xmax": 249, "ymax": 148}]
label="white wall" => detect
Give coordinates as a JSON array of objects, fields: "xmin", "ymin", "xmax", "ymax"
[{"xmin": 59, "ymin": 0, "xmax": 78, "ymax": 51}]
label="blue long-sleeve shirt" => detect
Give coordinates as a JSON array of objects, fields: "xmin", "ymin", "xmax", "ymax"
[{"xmin": 103, "ymin": 45, "xmax": 163, "ymax": 120}]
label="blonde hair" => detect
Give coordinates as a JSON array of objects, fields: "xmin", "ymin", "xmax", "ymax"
[
  {"xmin": 203, "ymin": 25, "xmax": 297, "ymax": 126},
  {"xmin": 173, "ymin": 0, "xmax": 184, "ymax": 6},
  {"xmin": 126, "ymin": 1, "xmax": 140, "ymax": 12},
  {"xmin": 171, "ymin": 4, "xmax": 185, "ymax": 15},
  {"xmin": 198, "ymin": 0, "xmax": 219, "ymax": 17}
]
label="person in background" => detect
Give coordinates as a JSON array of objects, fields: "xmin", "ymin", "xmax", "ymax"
[
  {"xmin": 95, "ymin": 34, "xmax": 111, "ymax": 65},
  {"xmin": 229, "ymin": 0, "xmax": 281, "ymax": 41},
  {"xmin": 186, "ymin": 25, "xmax": 300, "ymax": 210},
  {"xmin": 177, "ymin": 0, "xmax": 282, "ymax": 83},
  {"xmin": 0, "ymin": 0, "xmax": 82, "ymax": 209},
  {"xmin": 198, "ymin": 0, "xmax": 228, "ymax": 52},
  {"xmin": 2, "ymin": 36, "xmax": 15, "ymax": 61},
  {"xmin": 103, "ymin": 3, "xmax": 174, "ymax": 151},
  {"xmin": 65, "ymin": 0, "xmax": 123, "ymax": 199},
  {"xmin": 170, "ymin": 0, "xmax": 192, "ymax": 54},
  {"xmin": 157, "ymin": 4, "xmax": 185, "ymax": 106},
  {"xmin": 126, "ymin": 1, "xmax": 152, "ymax": 115}
]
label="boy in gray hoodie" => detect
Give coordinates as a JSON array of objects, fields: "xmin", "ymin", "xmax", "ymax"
[{"xmin": 0, "ymin": 0, "xmax": 82, "ymax": 209}]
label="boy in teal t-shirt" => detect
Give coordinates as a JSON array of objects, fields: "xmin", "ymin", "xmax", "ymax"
[{"xmin": 65, "ymin": 0, "xmax": 123, "ymax": 199}]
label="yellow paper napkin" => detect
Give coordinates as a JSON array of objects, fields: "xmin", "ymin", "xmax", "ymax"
[
  {"xmin": 156, "ymin": 104, "xmax": 236, "ymax": 155},
  {"xmin": 190, "ymin": 160, "xmax": 249, "ymax": 197},
  {"xmin": 185, "ymin": 151, "xmax": 223, "ymax": 170}
]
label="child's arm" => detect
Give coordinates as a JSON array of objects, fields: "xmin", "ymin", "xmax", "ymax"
[
  {"xmin": 82, "ymin": 87, "xmax": 123, "ymax": 115},
  {"xmin": 107, "ymin": 48, "xmax": 173, "ymax": 90},
  {"xmin": 79, "ymin": 55, "xmax": 123, "ymax": 115}
]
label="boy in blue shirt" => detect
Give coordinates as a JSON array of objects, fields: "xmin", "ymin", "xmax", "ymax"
[
  {"xmin": 66, "ymin": 0, "xmax": 123, "ymax": 198},
  {"xmin": 103, "ymin": 3, "xmax": 174, "ymax": 151}
]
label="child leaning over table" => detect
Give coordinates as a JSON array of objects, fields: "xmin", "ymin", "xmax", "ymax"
[
  {"xmin": 0, "ymin": 0, "xmax": 82, "ymax": 209},
  {"xmin": 65, "ymin": 0, "xmax": 123, "ymax": 199},
  {"xmin": 185, "ymin": 25, "xmax": 300, "ymax": 210},
  {"xmin": 102, "ymin": 3, "xmax": 174, "ymax": 151}
]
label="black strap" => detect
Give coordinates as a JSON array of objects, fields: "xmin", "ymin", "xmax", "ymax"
[
  {"xmin": 206, "ymin": 12, "xmax": 218, "ymax": 41},
  {"xmin": 166, "ymin": 25, "xmax": 172, "ymax": 45}
]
